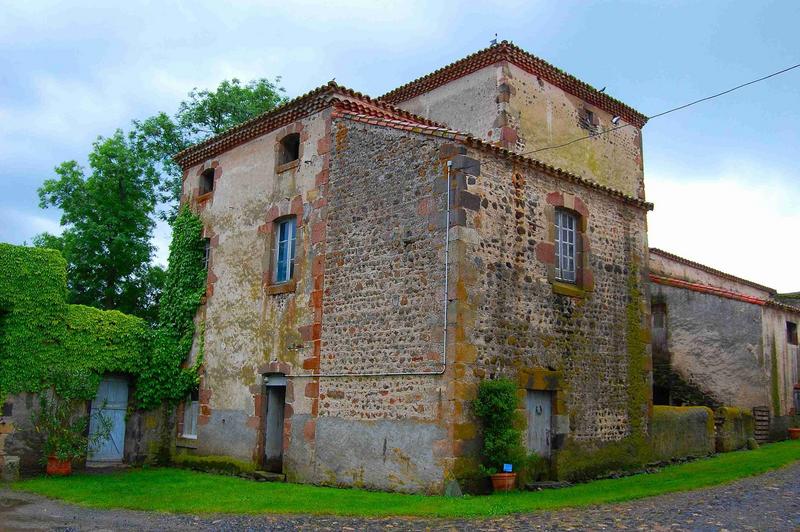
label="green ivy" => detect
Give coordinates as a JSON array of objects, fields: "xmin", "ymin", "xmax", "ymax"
[
  {"xmin": 0, "ymin": 206, "xmax": 206, "ymax": 407},
  {"xmin": 136, "ymin": 206, "xmax": 207, "ymax": 409}
]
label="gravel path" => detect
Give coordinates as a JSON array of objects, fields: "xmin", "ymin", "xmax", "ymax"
[{"xmin": 2, "ymin": 462, "xmax": 799, "ymax": 531}]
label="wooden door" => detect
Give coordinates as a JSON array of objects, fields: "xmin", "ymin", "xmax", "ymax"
[
  {"xmin": 526, "ymin": 390, "xmax": 552, "ymax": 458},
  {"xmin": 88, "ymin": 376, "xmax": 128, "ymax": 463}
]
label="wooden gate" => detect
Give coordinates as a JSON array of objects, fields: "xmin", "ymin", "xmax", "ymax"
[
  {"xmin": 752, "ymin": 406, "xmax": 770, "ymax": 444},
  {"xmin": 88, "ymin": 376, "xmax": 128, "ymax": 463}
]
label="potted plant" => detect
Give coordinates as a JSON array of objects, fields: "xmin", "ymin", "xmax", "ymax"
[
  {"xmin": 473, "ymin": 378, "xmax": 526, "ymax": 492},
  {"xmin": 31, "ymin": 394, "xmax": 112, "ymax": 475},
  {"xmin": 789, "ymin": 416, "xmax": 800, "ymax": 440}
]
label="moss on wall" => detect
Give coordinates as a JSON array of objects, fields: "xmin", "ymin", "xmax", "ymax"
[
  {"xmin": 625, "ymin": 266, "xmax": 649, "ymax": 435},
  {"xmin": 715, "ymin": 406, "xmax": 755, "ymax": 452},
  {"xmin": 650, "ymin": 406, "xmax": 715, "ymax": 461},
  {"xmin": 770, "ymin": 335, "xmax": 781, "ymax": 415},
  {"xmin": 172, "ymin": 453, "xmax": 257, "ymax": 475},
  {"xmin": 555, "ymin": 435, "xmax": 653, "ymax": 482}
]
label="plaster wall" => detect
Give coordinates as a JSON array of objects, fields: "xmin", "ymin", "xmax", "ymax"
[
  {"xmin": 651, "ymin": 283, "xmax": 769, "ymax": 409},
  {"xmin": 762, "ymin": 305, "xmax": 800, "ymax": 415},
  {"xmin": 395, "ymin": 63, "xmax": 645, "ymax": 199},
  {"xmin": 181, "ymin": 110, "xmax": 330, "ymax": 462}
]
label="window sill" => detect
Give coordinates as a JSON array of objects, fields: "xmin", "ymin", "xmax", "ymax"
[
  {"xmin": 265, "ymin": 279, "xmax": 296, "ymax": 295},
  {"xmin": 276, "ymin": 160, "xmax": 300, "ymax": 174},
  {"xmin": 552, "ymin": 281, "xmax": 587, "ymax": 298},
  {"xmin": 176, "ymin": 436, "xmax": 198, "ymax": 448},
  {"xmin": 197, "ymin": 191, "xmax": 213, "ymax": 203}
]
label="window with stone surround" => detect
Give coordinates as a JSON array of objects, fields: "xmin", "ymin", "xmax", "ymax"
[
  {"xmin": 274, "ymin": 217, "xmax": 297, "ymax": 283},
  {"xmin": 199, "ymin": 168, "xmax": 214, "ymax": 195},
  {"xmin": 537, "ymin": 191, "xmax": 593, "ymax": 297},
  {"xmin": 182, "ymin": 389, "xmax": 199, "ymax": 438},
  {"xmin": 277, "ymin": 133, "xmax": 300, "ymax": 169},
  {"xmin": 555, "ymin": 208, "xmax": 578, "ymax": 283}
]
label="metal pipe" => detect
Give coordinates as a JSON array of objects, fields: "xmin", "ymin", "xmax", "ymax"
[{"xmin": 280, "ymin": 161, "xmax": 454, "ymax": 379}]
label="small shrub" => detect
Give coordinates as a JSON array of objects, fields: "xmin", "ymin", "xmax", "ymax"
[
  {"xmin": 473, "ymin": 378, "xmax": 526, "ymax": 475},
  {"xmin": 31, "ymin": 393, "xmax": 112, "ymax": 463}
]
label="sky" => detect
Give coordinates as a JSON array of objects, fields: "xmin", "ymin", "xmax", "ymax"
[{"xmin": 1, "ymin": 0, "xmax": 798, "ymax": 291}]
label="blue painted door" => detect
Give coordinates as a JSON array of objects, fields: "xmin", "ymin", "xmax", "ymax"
[{"xmin": 88, "ymin": 376, "xmax": 128, "ymax": 462}]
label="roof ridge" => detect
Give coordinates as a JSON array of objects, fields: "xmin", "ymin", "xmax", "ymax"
[
  {"xmin": 333, "ymin": 108, "xmax": 652, "ymax": 211},
  {"xmin": 174, "ymin": 81, "xmax": 446, "ymax": 168},
  {"xmin": 649, "ymin": 247, "xmax": 776, "ymax": 295},
  {"xmin": 379, "ymin": 41, "xmax": 647, "ymax": 128}
]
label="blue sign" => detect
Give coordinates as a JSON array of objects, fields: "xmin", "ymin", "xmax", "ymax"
[{"xmin": 502, "ymin": 463, "xmax": 513, "ymax": 473}]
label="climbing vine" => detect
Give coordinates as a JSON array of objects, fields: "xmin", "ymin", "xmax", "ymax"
[
  {"xmin": 136, "ymin": 206, "xmax": 207, "ymax": 409},
  {"xmin": 0, "ymin": 206, "xmax": 206, "ymax": 408}
]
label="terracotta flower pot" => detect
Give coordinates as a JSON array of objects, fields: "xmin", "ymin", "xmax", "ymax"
[
  {"xmin": 789, "ymin": 428, "xmax": 800, "ymax": 440},
  {"xmin": 46, "ymin": 456, "xmax": 72, "ymax": 476},
  {"xmin": 490, "ymin": 472, "xmax": 516, "ymax": 492}
]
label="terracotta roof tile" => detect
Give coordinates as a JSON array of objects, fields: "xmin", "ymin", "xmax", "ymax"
[
  {"xmin": 174, "ymin": 81, "xmax": 445, "ymax": 169},
  {"xmin": 380, "ymin": 41, "xmax": 648, "ymax": 128},
  {"xmin": 649, "ymin": 248, "xmax": 776, "ymax": 295}
]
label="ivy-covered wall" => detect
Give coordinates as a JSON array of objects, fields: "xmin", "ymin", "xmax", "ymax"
[
  {"xmin": 0, "ymin": 206, "xmax": 206, "ymax": 407},
  {"xmin": 0, "ymin": 244, "xmax": 150, "ymax": 401}
]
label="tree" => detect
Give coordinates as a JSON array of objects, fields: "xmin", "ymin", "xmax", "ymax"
[
  {"xmin": 36, "ymin": 131, "xmax": 161, "ymax": 321},
  {"xmin": 133, "ymin": 77, "xmax": 286, "ymax": 221},
  {"xmin": 35, "ymin": 77, "xmax": 287, "ymax": 320}
]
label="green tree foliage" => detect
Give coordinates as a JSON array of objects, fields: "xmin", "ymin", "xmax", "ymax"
[
  {"xmin": 36, "ymin": 131, "xmax": 162, "ymax": 322},
  {"xmin": 473, "ymin": 378, "xmax": 526, "ymax": 474},
  {"xmin": 132, "ymin": 77, "xmax": 286, "ymax": 220}
]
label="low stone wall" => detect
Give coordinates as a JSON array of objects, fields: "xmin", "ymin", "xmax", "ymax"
[
  {"xmin": 715, "ymin": 407, "xmax": 755, "ymax": 452},
  {"xmin": 650, "ymin": 406, "xmax": 715, "ymax": 461}
]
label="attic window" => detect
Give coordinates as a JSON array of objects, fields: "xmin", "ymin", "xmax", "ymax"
[
  {"xmin": 199, "ymin": 168, "xmax": 214, "ymax": 195},
  {"xmin": 278, "ymin": 133, "xmax": 300, "ymax": 166},
  {"xmin": 580, "ymin": 108, "xmax": 600, "ymax": 131}
]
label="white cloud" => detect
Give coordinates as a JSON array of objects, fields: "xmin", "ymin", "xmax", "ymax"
[
  {"xmin": 0, "ymin": 208, "xmax": 62, "ymax": 244},
  {"xmin": 647, "ymin": 162, "xmax": 800, "ymax": 293}
]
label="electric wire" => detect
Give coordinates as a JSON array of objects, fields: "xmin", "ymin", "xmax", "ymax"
[{"xmin": 520, "ymin": 62, "xmax": 800, "ymax": 156}]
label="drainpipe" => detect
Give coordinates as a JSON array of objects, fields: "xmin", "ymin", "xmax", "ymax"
[{"xmin": 281, "ymin": 160, "xmax": 454, "ymax": 379}]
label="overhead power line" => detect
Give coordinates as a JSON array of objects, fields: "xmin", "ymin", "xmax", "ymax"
[{"xmin": 520, "ymin": 62, "xmax": 800, "ymax": 156}]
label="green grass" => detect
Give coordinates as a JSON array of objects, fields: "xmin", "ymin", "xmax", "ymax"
[{"xmin": 13, "ymin": 440, "xmax": 800, "ymax": 518}]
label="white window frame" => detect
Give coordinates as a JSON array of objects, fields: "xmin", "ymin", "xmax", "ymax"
[
  {"xmin": 202, "ymin": 238, "xmax": 211, "ymax": 270},
  {"xmin": 182, "ymin": 392, "xmax": 199, "ymax": 439},
  {"xmin": 274, "ymin": 218, "xmax": 297, "ymax": 283},
  {"xmin": 555, "ymin": 209, "xmax": 577, "ymax": 283}
]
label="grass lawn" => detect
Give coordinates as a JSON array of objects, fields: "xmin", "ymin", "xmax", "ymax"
[{"xmin": 13, "ymin": 440, "xmax": 800, "ymax": 518}]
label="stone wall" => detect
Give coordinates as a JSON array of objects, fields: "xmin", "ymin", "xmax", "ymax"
[{"xmin": 445, "ymin": 140, "xmax": 651, "ymax": 479}]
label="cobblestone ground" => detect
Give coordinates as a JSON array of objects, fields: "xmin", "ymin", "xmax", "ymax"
[{"xmin": 2, "ymin": 462, "xmax": 799, "ymax": 531}]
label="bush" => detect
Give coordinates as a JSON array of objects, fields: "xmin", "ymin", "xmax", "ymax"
[
  {"xmin": 31, "ymin": 393, "xmax": 112, "ymax": 463},
  {"xmin": 473, "ymin": 378, "xmax": 526, "ymax": 475}
]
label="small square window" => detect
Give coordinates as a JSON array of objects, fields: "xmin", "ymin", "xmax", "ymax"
[
  {"xmin": 555, "ymin": 209, "xmax": 577, "ymax": 283},
  {"xmin": 278, "ymin": 133, "xmax": 300, "ymax": 166},
  {"xmin": 274, "ymin": 218, "xmax": 297, "ymax": 283},
  {"xmin": 788, "ymin": 321, "xmax": 798, "ymax": 346},
  {"xmin": 199, "ymin": 168, "xmax": 214, "ymax": 195}
]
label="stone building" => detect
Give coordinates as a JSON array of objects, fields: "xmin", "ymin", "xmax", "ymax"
[
  {"xmin": 649, "ymin": 248, "xmax": 800, "ymax": 438},
  {"xmin": 173, "ymin": 41, "xmax": 655, "ymax": 493},
  {"xmin": 174, "ymin": 42, "xmax": 654, "ymax": 492}
]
